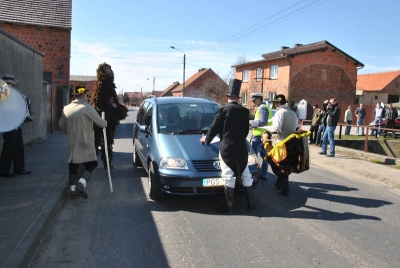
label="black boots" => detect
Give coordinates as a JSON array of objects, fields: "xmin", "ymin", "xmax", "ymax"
[
  {"xmin": 215, "ymin": 186, "xmax": 235, "ymax": 214},
  {"xmin": 75, "ymin": 170, "xmax": 90, "ymax": 199},
  {"xmin": 277, "ymin": 176, "xmax": 290, "ymax": 196},
  {"xmin": 245, "ymin": 186, "xmax": 256, "ymax": 210}
]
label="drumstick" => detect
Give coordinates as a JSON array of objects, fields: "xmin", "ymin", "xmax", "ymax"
[{"xmin": 102, "ymin": 112, "xmax": 113, "ymax": 192}]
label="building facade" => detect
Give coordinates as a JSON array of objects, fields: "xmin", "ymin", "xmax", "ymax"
[{"xmin": 232, "ymin": 41, "xmax": 364, "ymax": 116}]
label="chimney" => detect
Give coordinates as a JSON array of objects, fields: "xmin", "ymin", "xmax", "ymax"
[
  {"xmin": 281, "ymin": 46, "xmax": 289, "ymax": 50},
  {"xmin": 294, "ymin": 43, "xmax": 303, "ymax": 47}
]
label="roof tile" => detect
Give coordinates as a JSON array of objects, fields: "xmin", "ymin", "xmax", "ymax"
[
  {"xmin": 357, "ymin": 70, "xmax": 400, "ymax": 91},
  {"xmin": 0, "ymin": 0, "xmax": 72, "ymax": 29}
]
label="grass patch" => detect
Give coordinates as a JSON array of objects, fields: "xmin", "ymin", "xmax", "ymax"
[{"xmin": 372, "ymin": 159, "xmax": 385, "ymax": 164}]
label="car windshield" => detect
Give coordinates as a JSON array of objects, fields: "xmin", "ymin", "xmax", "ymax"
[{"xmin": 157, "ymin": 103, "xmax": 219, "ymax": 134}]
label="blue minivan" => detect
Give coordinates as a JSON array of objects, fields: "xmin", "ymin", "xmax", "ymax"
[{"xmin": 133, "ymin": 96, "xmax": 260, "ymax": 200}]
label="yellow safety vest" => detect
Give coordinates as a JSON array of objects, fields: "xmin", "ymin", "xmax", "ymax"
[{"xmin": 253, "ymin": 104, "xmax": 272, "ymax": 136}]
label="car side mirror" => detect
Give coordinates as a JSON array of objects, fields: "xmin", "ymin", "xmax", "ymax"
[{"xmin": 139, "ymin": 125, "xmax": 148, "ymax": 133}]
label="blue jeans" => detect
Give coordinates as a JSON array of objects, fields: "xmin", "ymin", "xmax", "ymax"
[
  {"xmin": 356, "ymin": 117, "xmax": 365, "ymax": 135},
  {"xmin": 371, "ymin": 118, "xmax": 382, "ymax": 135},
  {"xmin": 322, "ymin": 125, "xmax": 336, "ymax": 156},
  {"xmin": 315, "ymin": 124, "xmax": 325, "ymax": 145},
  {"xmin": 345, "ymin": 120, "xmax": 352, "ymax": 135},
  {"xmin": 251, "ymin": 136, "xmax": 268, "ymax": 178}
]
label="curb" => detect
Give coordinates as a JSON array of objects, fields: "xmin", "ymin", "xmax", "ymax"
[
  {"xmin": 3, "ymin": 176, "xmax": 69, "ymax": 268},
  {"xmin": 335, "ymin": 146, "xmax": 400, "ymax": 165}
]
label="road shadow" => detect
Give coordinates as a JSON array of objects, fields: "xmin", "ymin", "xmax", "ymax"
[{"xmin": 136, "ymin": 169, "xmax": 391, "ymax": 222}]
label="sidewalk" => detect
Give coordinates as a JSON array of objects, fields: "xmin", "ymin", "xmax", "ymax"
[
  {"xmin": 0, "ymin": 131, "xmax": 69, "ymax": 268},
  {"xmin": 0, "ymin": 130, "xmax": 399, "ymax": 268}
]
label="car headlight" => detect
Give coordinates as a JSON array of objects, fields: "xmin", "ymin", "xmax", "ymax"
[
  {"xmin": 160, "ymin": 157, "xmax": 188, "ymax": 169},
  {"xmin": 247, "ymin": 152, "xmax": 258, "ymax": 166}
]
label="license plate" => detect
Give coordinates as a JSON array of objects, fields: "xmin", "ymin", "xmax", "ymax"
[{"xmin": 202, "ymin": 178, "xmax": 224, "ymax": 187}]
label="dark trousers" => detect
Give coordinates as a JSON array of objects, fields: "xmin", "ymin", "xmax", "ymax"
[
  {"xmin": 309, "ymin": 125, "xmax": 318, "ymax": 143},
  {"xmin": 384, "ymin": 120, "xmax": 396, "ymax": 137},
  {"xmin": 68, "ymin": 161, "xmax": 98, "ymax": 185},
  {"xmin": 0, "ymin": 127, "xmax": 25, "ymax": 173},
  {"xmin": 315, "ymin": 124, "xmax": 325, "ymax": 145}
]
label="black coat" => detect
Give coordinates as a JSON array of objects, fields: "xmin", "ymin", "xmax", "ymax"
[{"xmin": 205, "ymin": 102, "xmax": 249, "ymax": 177}]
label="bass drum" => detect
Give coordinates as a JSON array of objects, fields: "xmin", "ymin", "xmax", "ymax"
[{"xmin": 0, "ymin": 79, "xmax": 29, "ymax": 132}]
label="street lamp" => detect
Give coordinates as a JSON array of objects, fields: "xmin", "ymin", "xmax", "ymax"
[
  {"xmin": 136, "ymin": 84, "xmax": 143, "ymax": 102},
  {"xmin": 170, "ymin": 45, "xmax": 185, "ymax": 96},
  {"xmin": 147, "ymin": 77, "xmax": 155, "ymax": 95}
]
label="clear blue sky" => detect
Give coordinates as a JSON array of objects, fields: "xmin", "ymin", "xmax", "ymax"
[{"xmin": 71, "ymin": 0, "xmax": 400, "ymax": 95}]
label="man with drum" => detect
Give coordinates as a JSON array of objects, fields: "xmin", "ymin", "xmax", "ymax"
[{"xmin": 0, "ymin": 74, "xmax": 31, "ymax": 177}]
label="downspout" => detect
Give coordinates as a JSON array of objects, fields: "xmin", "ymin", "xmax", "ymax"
[{"xmin": 285, "ymin": 55, "xmax": 292, "ymax": 97}]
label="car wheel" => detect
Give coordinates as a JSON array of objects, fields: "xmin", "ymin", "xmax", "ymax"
[
  {"xmin": 133, "ymin": 142, "xmax": 142, "ymax": 167},
  {"xmin": 148, "ymin": 162, "xmax": 163, "ymax": 200}
]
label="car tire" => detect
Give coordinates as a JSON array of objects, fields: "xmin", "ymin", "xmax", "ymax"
[
  {"xmin": 148, "ymin": 162, "xmax": 163, "ymax": 200},
  {"xmin": 133, "ymin": 142, "xmax": 142, "ymax": 167}
]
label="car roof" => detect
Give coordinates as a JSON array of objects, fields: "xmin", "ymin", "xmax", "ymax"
[{"xmin": 147, "ymin": 96, "xmax": 218, "ymax": 105}]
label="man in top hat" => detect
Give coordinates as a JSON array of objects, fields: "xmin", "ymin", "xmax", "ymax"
[
  {"xmin": 59, "ymin": 85, "xmax": 107, "ymax": 199},
  {"xmin": 262, "ymin": 94, "xmax": 297, "ymax": 195},
  {"xmin": 199, "ymin": 78, "xmax": 255, "ymax": 214},
  {"xmin": 0, "ymin": 74, "xmax": 31, "ymax": 177},
  {"xmin": 249, "ymin": 92, "xmax": 272, "ymax": 180}
]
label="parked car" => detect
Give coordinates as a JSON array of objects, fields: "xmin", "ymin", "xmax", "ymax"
[
  {"xmin": 133, "ymin": 96, "xmax": 260, "ymax": 200},
  {"xmin": 369, "ymin": 117, "xmax": 400, "ymax": 131}
]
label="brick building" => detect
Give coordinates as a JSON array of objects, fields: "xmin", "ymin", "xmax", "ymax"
[
  {"xmin": 163, "ymin": 68, "xmax": 228, "ymax": 104},
  {"xmin": 0, "ymin": 0, "xmax": 72, "ymax": 132},
  {"xmin": 232, "ymin": 40, "xmax": 364, "ymax": 117},
  {"xmin": 159, "ymin": 81, "xmax": 180, "ymax": 97}
]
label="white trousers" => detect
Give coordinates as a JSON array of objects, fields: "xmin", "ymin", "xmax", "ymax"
[{"xmin": 219, "ymin": 152, "xmax": 253, "ymax": 188}]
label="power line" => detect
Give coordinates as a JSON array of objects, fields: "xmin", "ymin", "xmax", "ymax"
[{"xmin": 192, "ymin": 0, "xmax": 325, "ymax": 57}]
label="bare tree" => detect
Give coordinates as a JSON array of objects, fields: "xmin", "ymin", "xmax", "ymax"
[{"xmin": 224, "ymin": 55, "xmax": 251, "ymax": 83}]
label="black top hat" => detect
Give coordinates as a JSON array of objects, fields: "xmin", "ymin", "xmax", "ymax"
[
  {"xmin": 2, "ymin": 74, "xmax": 19, "ymax": 84},
  {"xmin": 272, "ymin": 94, "xmax": 286, "ymax": 104},
  {"xmin": 226, "ymin": 78, "xmax": 242, "ymax": 98}
]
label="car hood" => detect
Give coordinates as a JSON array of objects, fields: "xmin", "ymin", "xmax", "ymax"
[{"xmin": 158, "ymin": 134, "xmax": 220, "ymax": 160}]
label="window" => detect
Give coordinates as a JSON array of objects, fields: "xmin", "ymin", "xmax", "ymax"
[
  {"xmin": 270, "ymin": 65, "xmax": 278, "ymax": 79},
  {"xmin": 241, "ymin": 93, "xmax": 248, "ymax": 106},
  {"xmin": 137, "ymin": 102, "xmax": 149, "ymax": 125},
  {"xmin": 144, "ymin": 103, "xmax": 153, "ymax": 134},
  {"xmin": 269, "ymin": 92, "xmax": 276, "ymax": 102},
  {"xmin": 243, "ymin": 70, "xmax": 248, "ymax": 82},
  {"xmin": 256, "ymin": 68, "xmax": 262, "ymax": 81}
]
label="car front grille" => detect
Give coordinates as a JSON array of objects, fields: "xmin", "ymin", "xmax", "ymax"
[{"xmin": 192, "ymin": 160, "xmax": 220, "ymax": 172}]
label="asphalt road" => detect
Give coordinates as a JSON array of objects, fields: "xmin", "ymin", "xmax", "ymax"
[{"xmin": 31, "ymin": 107, "xmax": 400, "ymax": 268}]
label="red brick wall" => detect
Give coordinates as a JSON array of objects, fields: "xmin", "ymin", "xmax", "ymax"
[
  {"xmin": 290, "ymin": 64, "xmax": 355, "ymax": 107},
  {"xmin": 289, "ymin": 48, "xmax": 358, "ymax": 106},
  {"xmin": 0, "ymin": 23, "xmax": 71, "ymax": 92}
]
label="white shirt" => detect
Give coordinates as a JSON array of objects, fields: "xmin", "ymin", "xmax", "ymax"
[{"xmin": 265, "ymin": 104, "xmax": 286, "ymax": 133}]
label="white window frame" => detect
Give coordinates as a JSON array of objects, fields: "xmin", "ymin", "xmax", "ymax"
[
  {"xmin": 256, "ymin": 68, "xmax": 262, "ymax": 81},
  {"xmin": 269, "ymin": 92, "xmax": 276, "ymax": 102},
  {"xmin": 241, "ymin": 93, "xmax": 248, "ymax": 106},
  {"xmin": 242, "ymin": 70, "xmax": 248, "ymax": 82},
  {"xmin": 270, "ymin": 65, "xmax": 278, "ymax": 79}
]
